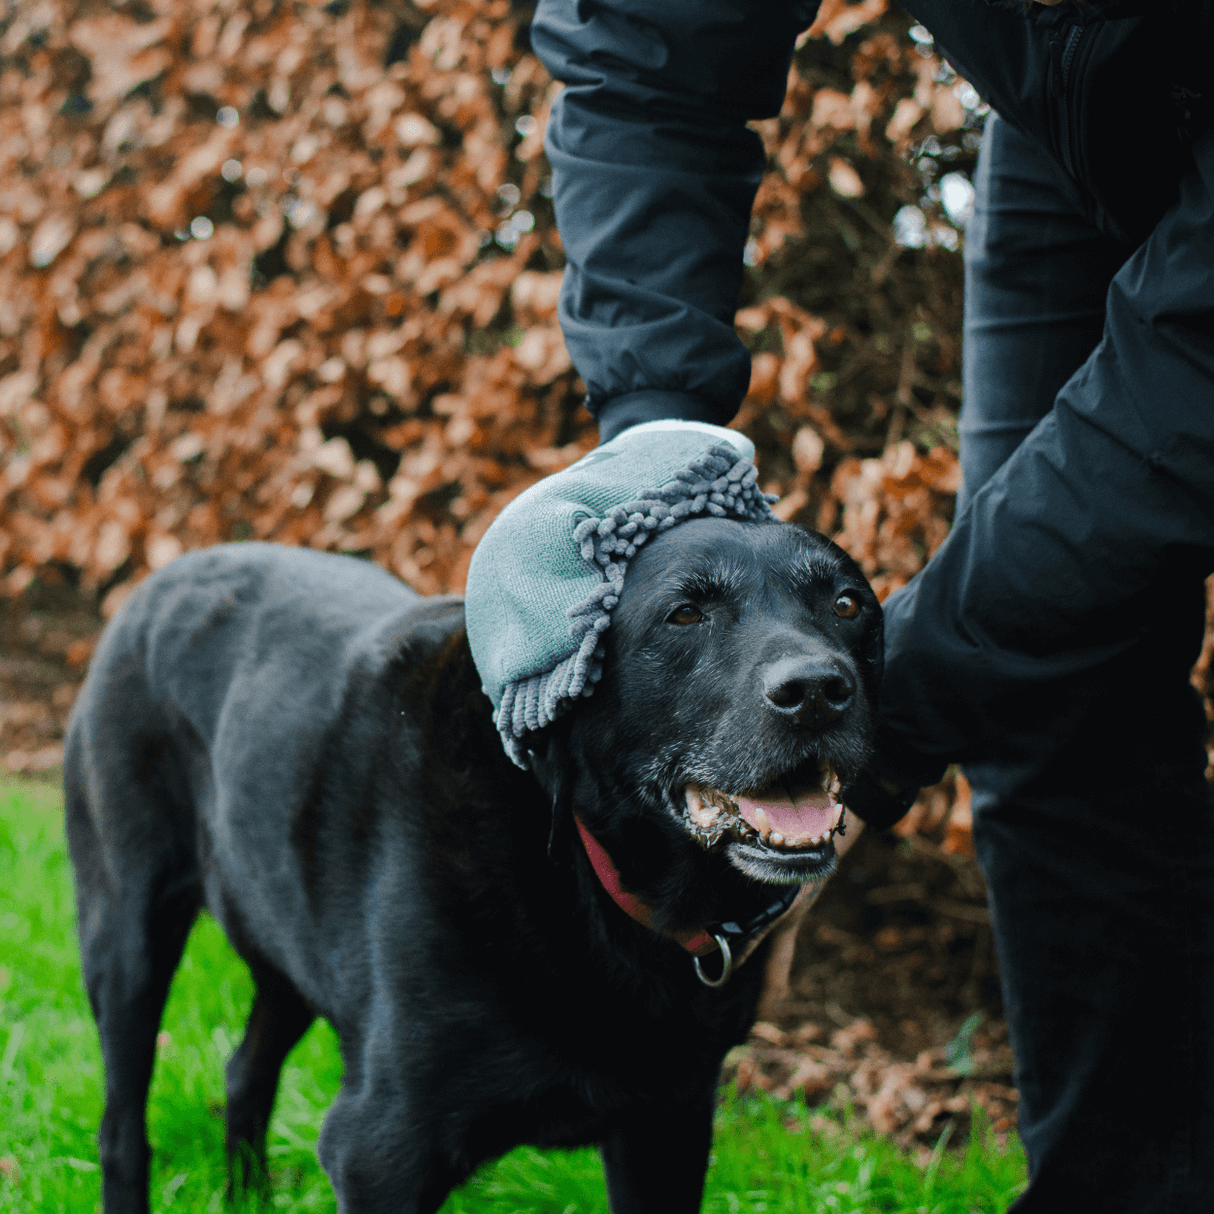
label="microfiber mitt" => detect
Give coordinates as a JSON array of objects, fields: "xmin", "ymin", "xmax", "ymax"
[{"xmin": 465, "ymin": 420, "xmax": 776, "ymax": 766}]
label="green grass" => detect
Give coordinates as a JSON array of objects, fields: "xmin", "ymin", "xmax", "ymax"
[{"xmin": 0, "ymin": 774, "xmax": 1026, "ymax": 1213}]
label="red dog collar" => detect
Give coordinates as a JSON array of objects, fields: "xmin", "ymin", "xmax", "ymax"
[
  {"xmin": 573, "ymin": 814, "xmax": 807, "ymax": 987},
  {"xmin": 574, "ymin": 815, "xmax": 719, "ymax": 956}
]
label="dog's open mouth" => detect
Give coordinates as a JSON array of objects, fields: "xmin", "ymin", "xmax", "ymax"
[
  {"xmin": 681, "ymin": 757, "xmax": 845, "ymax": 882},
  {"xmin": 683, "ymin": 757, "xmax": 843, "ymax": 850}
]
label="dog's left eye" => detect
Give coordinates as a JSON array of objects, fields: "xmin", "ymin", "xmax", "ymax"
[
  {"xmin": 833, "ymin": 593, "xmax": 861, "ymax": 620},
  {"xmin": 668, "ymin": 604, "xmax": 704, "ymax": 626}
]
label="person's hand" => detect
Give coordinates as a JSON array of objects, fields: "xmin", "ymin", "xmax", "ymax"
[{"xmin": 841, "ymin": 767, "xmax": 920, "ymax": 831}]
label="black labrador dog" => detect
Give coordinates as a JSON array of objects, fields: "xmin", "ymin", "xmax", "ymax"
[{"xmin": 65, "ymin": 516, "xmax": 881, "ymax": 1214}]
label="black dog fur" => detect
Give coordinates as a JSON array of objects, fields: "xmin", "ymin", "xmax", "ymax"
[{"xmin": 65, "ymin": 516, "xmax": 881, "ymax": 1214}]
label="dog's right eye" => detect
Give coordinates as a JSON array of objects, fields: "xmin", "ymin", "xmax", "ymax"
[
  {"xmin": 667, "ymin": 604, "xmax": 704, "ymax": 626},
  {"xmin": 833, "ymin": 593, "xmax": 861, "ymax": 620}
]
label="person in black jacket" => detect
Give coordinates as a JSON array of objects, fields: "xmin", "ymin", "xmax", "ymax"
[{"xmin": 469, "ymin": 1, "xmax": 1214, "ymax": 1207}]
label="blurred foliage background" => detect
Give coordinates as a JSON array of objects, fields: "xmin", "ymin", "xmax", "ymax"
[{"xmin": 0, "ymin": 0, "xmax": 976, "ymax": 607}]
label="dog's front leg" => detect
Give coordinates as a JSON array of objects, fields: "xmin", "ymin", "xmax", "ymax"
[
  {"xmin": 600, "ymin": 1093, "xmax": 714, "ymax": 1214},
  {"xmin": 318, "ymin": 1082, "xmax": 460, "ymax": 1214}
]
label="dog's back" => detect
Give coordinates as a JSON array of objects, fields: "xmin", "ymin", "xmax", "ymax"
[{"xmin": 69, "ymin": 542, "xmax": 422, "ymax": 761}]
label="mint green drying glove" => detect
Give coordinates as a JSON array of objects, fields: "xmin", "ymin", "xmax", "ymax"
[{"xmin": 465, "ymin": 420, "xmax": 775, "ymax": 766}]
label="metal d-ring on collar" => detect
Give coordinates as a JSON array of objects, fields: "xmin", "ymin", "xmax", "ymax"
[
  {"xmin": 692, "ymin": 885, "xmax": 803, "ymax": 989},
  {"xmin": 693, "ymin": 934, "xmax": 734, "ymax": 987}
]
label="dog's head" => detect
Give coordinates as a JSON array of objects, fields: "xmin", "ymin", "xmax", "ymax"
[{"xmin": 557, "ymin": 516, "xmax": 881, "ymax": 886}]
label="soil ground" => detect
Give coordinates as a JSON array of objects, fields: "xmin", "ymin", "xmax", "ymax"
[{"xmin": 0, "ymin": 582, "xmax": 1014, "ymax": 1158}]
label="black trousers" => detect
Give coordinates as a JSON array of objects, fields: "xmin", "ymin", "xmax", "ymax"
[{"xmin": 959, "ymin": 113, "xmax": 1214, "ymax": 1211}]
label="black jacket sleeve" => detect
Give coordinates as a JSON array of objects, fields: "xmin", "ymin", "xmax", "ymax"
[
  {"xmin": 877, "ymin": 129, "xmax": 1214, "ymax": 788},
  {"xmin": 530, "ymin": 0, "xmax": 819, "ymax": 440},
  {"xmin": 530, "ymin": 0, "xmax": 1214, "ymax": 826}
]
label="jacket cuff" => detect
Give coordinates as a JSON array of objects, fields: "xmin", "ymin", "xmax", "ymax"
[{"xmin": 594, "ymin": 390, "xmax": 733, "ymax": 444}]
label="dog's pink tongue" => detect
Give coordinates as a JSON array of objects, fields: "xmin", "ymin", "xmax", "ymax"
[{"xmin": 737, "ymin": 785, "xmax": 835, "ymax": 838}]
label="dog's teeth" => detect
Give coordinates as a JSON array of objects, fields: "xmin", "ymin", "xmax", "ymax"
[
  {"xmin": 684, "ymin": 786, "xmax": 723, "ymax": 832},
  {"xmin": 682, "ymin": 784, "xmax": 739, "ymax": 848},
  {"xmin": 769, "ymin": 831, "xmax": 784, "ymax": 847}
]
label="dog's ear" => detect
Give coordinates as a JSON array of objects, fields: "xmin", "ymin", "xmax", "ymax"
[{"xmin": 528, "ymin": 724, "xmax": 574, "ymax": 865}]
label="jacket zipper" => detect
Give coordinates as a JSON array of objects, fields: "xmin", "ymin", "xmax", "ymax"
[
  {"xmin": 1052, "ymin": 24, "xmax": 1086, "ymax": 180},
  {"xmin": 1060, "ymin": 24, "xmax": 1084, "ymax": 84}
]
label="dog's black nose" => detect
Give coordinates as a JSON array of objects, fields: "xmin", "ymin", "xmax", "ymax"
[{"xmin": 761, "ymin": 656, "xmax": 855, "ymax": 726}]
